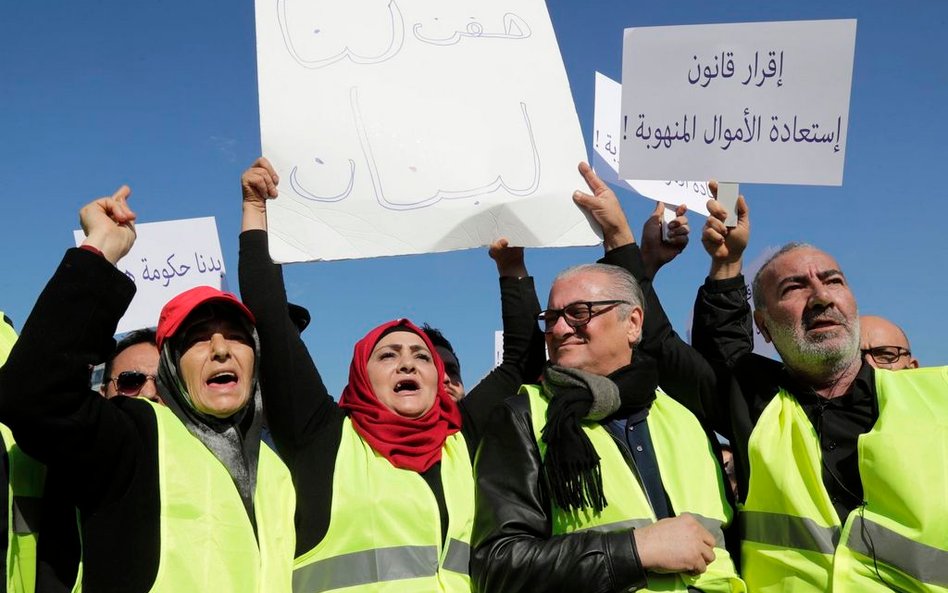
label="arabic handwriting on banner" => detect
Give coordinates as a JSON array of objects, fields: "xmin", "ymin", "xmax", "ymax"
[
  {"xmin": 633, "ymin": 110, "xmax": 842, "ymax": 153},
  {"xmin": 278, "ymin": 0, "xmax": 533, "ymax": 69},
  {"xmin": 123, "ymin": 252, "xmax": 224, "ymax": 288},
  {"xmin": 687, "ymin": 50, "xmax": 785, "ymax": 88},
  {"xmin": 287, "ymin": 89, "xmax": 541, "ymax": 211}
]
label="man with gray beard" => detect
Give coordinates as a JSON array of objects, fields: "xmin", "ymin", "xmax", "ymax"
[{"xmin": 684, "ymin": 192, "xmax": 948, "ymax": 592}]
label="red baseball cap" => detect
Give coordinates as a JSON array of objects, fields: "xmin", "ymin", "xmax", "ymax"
[{"xmin": 156, "ymin": 286, "xmax": 255, "ymax": 350}]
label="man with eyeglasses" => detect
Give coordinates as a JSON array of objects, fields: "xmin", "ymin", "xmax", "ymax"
[
  {"xmin": 100, "ymin": 328, "xmax": 161, "ymax": 402},
  {"xmin": 688, "ymin": 194, "xmax": 948, "ymax": 591},
  {"xmin": 472, "ymin": 163, "xmax": 743, "ymax": 593},
  {"xmin": 860, "ymin": 315, "xmax": 918, "ymax": 370}
]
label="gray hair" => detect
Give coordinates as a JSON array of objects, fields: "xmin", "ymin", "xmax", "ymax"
[
  {"xmin": 751, "ymin": 242, "xmax": 818, "ymax": 311},
  {"xmin": 552, "ymin": 263, "xmax": 645, "ymax": 343}
]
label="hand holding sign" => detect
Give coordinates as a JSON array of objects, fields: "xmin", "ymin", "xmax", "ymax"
[{"xmin": 702, "ymin": 185, "xmax": 750, "ymax": 280}]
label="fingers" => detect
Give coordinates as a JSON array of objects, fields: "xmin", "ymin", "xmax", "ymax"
[
  {"xmin": 708, "ymin": 179, "xmax": 718, "ymax": 198},
  {"xmin": 489, "ymin": 237, "xmax": 510, "ymax": 252},
  {"xmin": 108, "ymin": 185, "xmax": 136, "ymax": 224},
  {"xmin": 252, "ymin": 156, "xmax": 279, "ymax": 183},
  {"xmin": 242, "ymin": 158, "xmax": 280, "ymax": 199},
  {"xmin": 577, "ymin": 161, "xmax": 609, "ymax": 196}
]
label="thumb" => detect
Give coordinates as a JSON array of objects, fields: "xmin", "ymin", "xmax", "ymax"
[
  {"xmin": 651, "ymin": 201, "xmax": 664, "ymax": 220},
  {"xmin": 572, "ymin": 190, "xmax": 598, "ymax": 210},
  {"xmin": 736, "ymin": 195, "xmax": 749, "ymax": 221}
]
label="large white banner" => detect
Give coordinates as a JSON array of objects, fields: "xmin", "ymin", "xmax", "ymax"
[
  {"xmin": 620, "ymin": 19, "xmax": 857, "ymax": 185},
  {"xmin": 74, "ymin": 217, "xmax": 226, "ymax": 334},
  {"xmin": 255, "ymin": 0, "xmax": 597, "ymax": 262}
]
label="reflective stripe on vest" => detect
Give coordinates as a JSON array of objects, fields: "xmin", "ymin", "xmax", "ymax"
[
  {"xmin": 523, "ymin": 384, "xmax": 744, "ymax": 593},
  {"xmin": 292, "ymin": 538, "xmax": 471, "ymax": 593},
  {"xmin": 744, "ymin": 366, "xmax": 948, "ymax": 592},
  {"xmin": 741, "ymin": 510, "xmax": 839, "ymax": 555},
  {"xmin": 146, "ymin": 401, "xmax": 295, "ymax": 592},
  {"xmin": 0, "ymin": 421, "xmax": 45, "ymax": 593},
  {"xmin": 293, "ymin": 418, "xmax": 474, "ymax": 593},
  {"xmin": 833, "ymin": 367, "xmax": 948, "ymax": 591}
]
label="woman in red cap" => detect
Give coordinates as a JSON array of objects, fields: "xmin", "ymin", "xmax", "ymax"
[
  {"xmin": 238, "ymin": 157, "xmax": 546, "ymax": 592},
  {"xmin": 0, "ymin": 187, "xmax": 295, "ymax": 592}
]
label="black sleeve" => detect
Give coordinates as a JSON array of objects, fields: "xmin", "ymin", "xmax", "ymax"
[
  {"xmin": 0, "ymin": 248, "xmax": 142, "ymax": 506},
  {"xmin": 471, "ymin": 399, "xmax": 648, "ymax": 593},
  {"xmin": 238, "ymin": 230, "xmax": 343, "ymax": 461},
  {"xmin": 691, "ymin": 276, "xmax": 754, "ymax": 368},
  {"xmin": 460, "ymin": 275, "xmax": 544, "ymax": 453},
  {"xmin": 599, "ymin": 245, "xmax": 722, "ymax": 429}
]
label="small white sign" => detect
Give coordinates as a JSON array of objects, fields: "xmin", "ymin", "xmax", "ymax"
[
  {"xmin": 74, "ymin": 217, "xmax": 226, "ymax": 334},
  {"xmin": 494, "ymin": 330, "xmax": 503, "ymax": 368},
  {"xmin": 593, "ymin": 72, "xmax": 710, "ymax": 216},
  {"xmin": 620, "ymin": 19, "xmax": 857, "ymax": 186},
  {"xmin": 255, "ymin": 0, "xmax": 598, "ymax": 263}
]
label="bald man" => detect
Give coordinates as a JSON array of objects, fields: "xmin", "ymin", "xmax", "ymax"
[{"xmin": 860, "ymin": 315, "xmax": 918, "ymax": 370}]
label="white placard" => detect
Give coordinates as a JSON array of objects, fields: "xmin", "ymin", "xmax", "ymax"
[
  {"xmin": 593, "ymin": 72, "xmax": 710, "ymax": 216},
  {"xmin": 74, "ymin": 217, "xmax": 226, "ymax": 334},
  {"xmin": 494, "ymin": 330, "xmax": 503, "ymax": 368},
  {"xmin": 255, "ymin": 0, "xmax": 598, "ymax": 262},
  {"xmin": 619, "ymin": 19, "xmax": 856, "ymax": 185}
]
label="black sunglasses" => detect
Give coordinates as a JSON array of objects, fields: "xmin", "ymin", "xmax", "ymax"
[{"xmin": 109, "ymin": 371, "xmax": 158, "ymax": 396}]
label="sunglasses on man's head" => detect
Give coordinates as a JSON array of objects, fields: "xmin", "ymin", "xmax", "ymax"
[{"xmin": 109, "ymin": 371, "xmax": 158, "ymax": 396}]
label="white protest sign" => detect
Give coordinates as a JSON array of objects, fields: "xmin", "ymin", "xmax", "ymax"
[
  {"xmin": 73, "ymin": 217, "xmax": 226, "ymax": 334},
  {"xmin": 255, "ymin": 0, "xmax": 597, "ymax": 262},
  {"xmin": 593, "ymin": 72, "xmax": 710, "ymax": 216},
  {"xmin": 620, "ymin": 19, "xmax": 856, "ymax": 185}
]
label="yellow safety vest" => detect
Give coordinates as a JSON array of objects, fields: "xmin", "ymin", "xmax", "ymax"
[
  {"xmin": 0, "ymin": 425, "xmax": 44, "ymax": 593},
  {"xmin": 0, "ymin": 319, "xmax": 46, "ymax": 593},
  {"xmin": 741, "ymin": 366, "xmax": 948, "ymax": 592},
  {"xmin": 70, "ymin": 401, "xmax": 296, "ymax": 592},
  {"xmin": 0, "ymin": 313, "xmax": 15, "ymax": 366},
  {"xmin": 292, "ymin": 418, "xmax": 474, "ymax": 593},
  {"xmin": 524, "ymin": 384, "xmax": 744, "ymax": 593}
]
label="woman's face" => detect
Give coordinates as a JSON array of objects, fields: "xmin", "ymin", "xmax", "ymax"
[
  {"xmin": 367, "ymin": 330, "xmax": 439, "ymax": 419},
  {"xmin": 178, "ymin": 316, "xmax": 255, "ymax": 418}
]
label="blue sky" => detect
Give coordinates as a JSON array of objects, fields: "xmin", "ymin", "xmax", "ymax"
[{"xmin": 3, "ymin": 1, "xmax": 946, "ymax": 396}]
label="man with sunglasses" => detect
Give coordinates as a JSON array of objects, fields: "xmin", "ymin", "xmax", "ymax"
[
  {"xmin": 860, "ymin": 315, "xmax": 918, "ymax": 370},
  {"xmin": 100, "ymin": 328, "xmax": 161, "ymax": 402},
  {"xmin": 472, "ymin": 163, "xmax": 743, "ymax": 593}
]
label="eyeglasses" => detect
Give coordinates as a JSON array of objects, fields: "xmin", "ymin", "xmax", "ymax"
[
  {"xmin": 861, "ymin": 346, "xmax": 911, "ymax": 366},
  {"xmin": 537, "ymin": 300, "xmax": 629, "ymax": 333},
  {"xmin": 109, "ymin": 371, "xmax": 158, "ymax": 396}
]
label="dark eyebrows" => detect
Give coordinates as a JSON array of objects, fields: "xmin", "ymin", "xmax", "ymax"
[
  {"xmin": 776, "ymin": 269, "xmax": 845, "ymax": 291},
  {"xmin": 817, "ymin": 269, "xmax": 845, "ymax": 281}
]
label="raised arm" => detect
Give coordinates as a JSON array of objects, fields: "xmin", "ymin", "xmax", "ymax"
[
  {"xmin": 458, "ymin": 239, "xmax": 545, "ymax": 450},
  {"xmin": 692, "ymin": 191, "xmax": 754, "ymax": 368},
  {"xmin": 0, "ymin": 187, "xmax": 140, "ymax": 493},
  {"xmin": 573, "ymin": 163, "xmax": 720, "ymax": 425},
  {"xmin": 238, "ymin": 157, "xmax": 339, "ymax": 459}
]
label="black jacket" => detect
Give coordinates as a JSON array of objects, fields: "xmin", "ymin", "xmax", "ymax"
[{"xmin": 470, "ymin": 244, "xmax": 733, "ymax": 593}]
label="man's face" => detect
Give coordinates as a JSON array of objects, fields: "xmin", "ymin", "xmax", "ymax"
[
  {"xmin": 103, "ymin": 342, "xmax": 160, "ymax": 402},
  {"xmin": 860, "ymin": 315, "xmax": 918, "ymax": 370},
  {"xmin": 435, "ymin": 345, "xmax": 465, "ymax": 401},
  {"xmin": 178, "ymin": 317, "xmax": 256, "ymax": 418},
  {"xmin": 545, "ymin": 270, "xmax": 641, "ymax": 376},
  {"xmin": 754, "ymin": 247, "xmax": 860, "ymax": 375}
]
